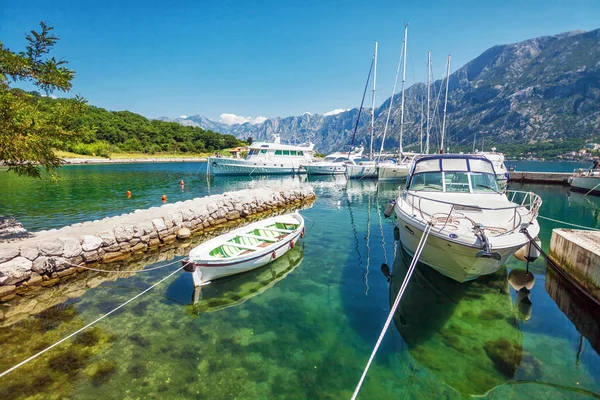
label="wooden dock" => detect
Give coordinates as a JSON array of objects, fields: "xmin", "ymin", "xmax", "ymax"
[{"xmin": 508, "ymin": 171, "xmax": 571, "ymax": 184}]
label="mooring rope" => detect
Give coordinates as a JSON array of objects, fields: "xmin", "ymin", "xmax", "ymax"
[
  {"xmin": 538, "ymin": 215, "xmax": 600, "ymax": 231},
  {"xmin": 0, "ymin": 263, "xmax": 187, "ymax": 379},
  {"xmin": 351, "ymin": 222, "xmax": 433, "ymax": 400},
  {"xmin": 48, "ymin": 257, "xmax": 185, "ymax": 274}
]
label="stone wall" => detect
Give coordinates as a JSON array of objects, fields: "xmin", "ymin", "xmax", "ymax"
[
  {"xmin": 549, "ymin": 228, "xmax": 600, "ymax": 302},
  {"xmin": 0, "ymin": 187, "xmax": 315, "ymax": 302}
]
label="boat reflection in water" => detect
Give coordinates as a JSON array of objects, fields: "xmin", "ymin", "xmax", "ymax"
[
  {"xmin": 389, "ymin": 243, "xmax": 529, "ymax": 396},
  {"xmin": 166, "ymin": 246, "xmax": 304, "ymax": 315}
]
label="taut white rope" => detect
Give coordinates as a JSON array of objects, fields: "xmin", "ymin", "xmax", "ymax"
[
  {"xmin": 350, "ymin": 222, "xmax": 433, "ymax": 399},
  {"xmin": 0, "ymin": 264, "xmax": 186, "ymax": 379}
]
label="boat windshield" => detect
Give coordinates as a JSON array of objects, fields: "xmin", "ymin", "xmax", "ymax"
[
  {"xmin": 324, "ymin": 156, "xmax": 337, "ymax": 161},
  {"xmin": 408, "ymin": 171, "xmax": 499, "ymax": 193}
]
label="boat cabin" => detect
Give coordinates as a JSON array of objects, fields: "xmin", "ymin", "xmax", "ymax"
[{"xmin": 406, "ymin": 155, "xmax": 499, "ymax": 193}]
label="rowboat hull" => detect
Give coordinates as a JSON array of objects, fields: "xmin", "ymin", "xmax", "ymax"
[{"xmin": 185, "ymin": 213, "xmax": 304, "ymax": 285}]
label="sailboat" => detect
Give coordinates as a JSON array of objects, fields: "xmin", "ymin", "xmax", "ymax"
[{"xmin": 377, "ymin": 27, "xmax": 415, "ymax": 182}]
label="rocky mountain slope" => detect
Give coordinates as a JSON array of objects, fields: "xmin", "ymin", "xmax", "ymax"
[{"xmin": 166, "ymin": 29, "xmax": 600, "ymax": 154}]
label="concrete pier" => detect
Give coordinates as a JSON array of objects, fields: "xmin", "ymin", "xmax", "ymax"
[
  {"xmin": 508, "ymin": 171, "xmax": 571, "ymax": 184},
  {"xmin": 549, "ymin": 229, "xmax": 600, "ymax": 302},
  {"xmin": 0, "ymin": 187, "xmax": 315, "ymax": 300}
]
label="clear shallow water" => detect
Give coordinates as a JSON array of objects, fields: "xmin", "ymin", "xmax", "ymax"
[{"xmin": 0, "ymin": 164, "xmax": 599, "ymax": 399}]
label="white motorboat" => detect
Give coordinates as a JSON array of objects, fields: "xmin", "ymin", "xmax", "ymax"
[
  {"xmin": 393, "ymin": 154, "xmax": 542, "ymax": 282},
  {"xmin": 207, "ymin": 134, "xmax": 315, "ymax": 176},
  {"xmin": 569, "ymin": 168, "xmax": 600, "ymax": 196},
  {"xmin": 183, "ymin": 213, "xmax": 304, "ymax": 285},
  {"xmin": 476, "ymin": 148, "xmax": 509, "ymax": 189},
  {"xmin": 377, "ymin": 155, "xmax": 415, "ymax": 181},
  {"xmin": 303, "ymin": 146, "xmax": 364, "ymax": 175},
  {"xmin": 346, "ymin": 160, "xmax": 378, "ymax": 179}
]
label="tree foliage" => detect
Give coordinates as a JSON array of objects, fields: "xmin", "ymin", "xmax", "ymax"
[
  {"xmin": 61, "ymin": 105, "xmax": 244, "ymax": 155},
  {"xmin": 0, "ymin": 22, "xmax": 91, "ymax": 178}
]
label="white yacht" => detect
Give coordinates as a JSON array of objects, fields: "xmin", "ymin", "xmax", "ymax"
[
  {"xmin": 392, "ymin": 154, "xmax": 541, "ymax": 282},
  {"xmin": 476, "ymin": 148, "xmax": 509, "ymax": 189},
  {"xmin": 303, "ymin": 146, "xmax": 363, "ymax": 175},
  {"xmin": 377, "ymin": 154, "xmax": 416, "ymax": 181},
  {"xmin": 207, "ymin": 134, "xmax": 315, "ymax": 176}
]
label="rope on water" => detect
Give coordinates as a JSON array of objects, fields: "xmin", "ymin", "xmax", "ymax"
[
  {"xmin": 50, "ymin": 257, "xmax": 184, "ymax": 274},
  {"xmin": 351, "ymin": 222, "xmax": 433, "ymax": 400},
  {"xmin": 538, "ymin": 215, "xmax": 600, "ymax": 231},
  {"xmin": 0, "ymin": 263, "xmax": 188, "ymax": 379}
]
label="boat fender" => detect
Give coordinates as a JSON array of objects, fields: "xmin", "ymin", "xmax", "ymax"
[
  {"xmin": 300, "ymin": 228, "xmax": 305, "ymax": 239},
  {"xmin": 384, "ymin": 199, "xmax": 396, "ymax": 218},
  {"xmin": 290, "ymin": 241, "xmax": 295, "ymax": 249},
  {"xmin": 393, "ymin": 226, "xmax": 400, "ymax": 241},
  {"xmin": 272, "ymin": 251, "xmax": 277, "ymax": 259},
  {"xmin": 380, "ymin": 263, "xmax": 391, "ymax": 281},
  {"xmin": 525, "ymin": 237, "xmax": 541, "ymax": 262}
]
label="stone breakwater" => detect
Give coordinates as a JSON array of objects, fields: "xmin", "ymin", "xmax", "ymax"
[{"xmin": 0, "ymin": 187, "xmax": 315, "ymax": 301}]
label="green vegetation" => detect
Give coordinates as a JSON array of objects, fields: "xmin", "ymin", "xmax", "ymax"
[
  {"xmin": 62, "ymin": 105, "xmax": 244, "ymax": 156},
  {"xmin": 0, "ymin": 23, "xmax": 245, "ymax": 178},
  {"xmin": 0, "ymin": 22, "xmax": 91, "ymax": 178}
]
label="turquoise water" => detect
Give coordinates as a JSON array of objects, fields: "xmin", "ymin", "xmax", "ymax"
[{"xmin": 0, "ymin": 164, "xmax": 599, "ymax": 399}]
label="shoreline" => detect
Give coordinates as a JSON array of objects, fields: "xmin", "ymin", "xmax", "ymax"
[{"xmin": 61, "ymin": 156, "xmax": 208, "ymax": 165}]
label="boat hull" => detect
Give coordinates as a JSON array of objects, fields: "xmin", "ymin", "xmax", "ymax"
[
  {"xmin": 570, "ymin": 176, "xmax": 600, "ymax": 196},
  {"xmin": 378, "ymin": 164, "xmax": 410, "ymax": 181},
  {"xmin": 186, "ymin": 213, "xmax": 304, "ymax": 284},
  {"xmin": 394, "ymin": 212, "xmax": 526, "ymax": 282},
  {"xmin": 207, "ymin": 157, "xmax": 305, "ymax": 176},
  {"xmin": 304, "ymin": 164, "xmax": 347, "ymax": 175},
  {"xmin": 346, "ymin": 164, "xmax": 378, "ymax": 179},
  {"xmin": 193, "ymin": 232, "xmax": 301, "ymax": 283}
]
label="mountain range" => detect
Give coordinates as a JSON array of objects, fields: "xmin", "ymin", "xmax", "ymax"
[{"xmin": 159, "ymin": 28, "xmax": 600, "ymax": 154}]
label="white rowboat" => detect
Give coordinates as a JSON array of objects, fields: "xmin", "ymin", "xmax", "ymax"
[{"xmin": 183, "ymin": 213, "xmax": 305, "ymax": 286}]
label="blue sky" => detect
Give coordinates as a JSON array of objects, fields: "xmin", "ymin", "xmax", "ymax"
[{"xmin": 2, "ymin": 0, "xmax": 599, "ymax": 123}]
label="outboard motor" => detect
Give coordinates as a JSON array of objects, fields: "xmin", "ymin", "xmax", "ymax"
[{"xmin": 383, "ymin": 199, "xmax": 396, "ymax": 218}]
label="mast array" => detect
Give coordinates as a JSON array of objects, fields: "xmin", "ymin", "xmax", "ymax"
[
  {"xmin": 398, "ymin": 24, "xmax": 408, "ymax": 155},
  {"xmin": 440, "ymin": 55, "xmax": 451, "ymax": 153},
  {"xmin": 425, "ymin": 50, "xmax": 431, "ymax": 154}
]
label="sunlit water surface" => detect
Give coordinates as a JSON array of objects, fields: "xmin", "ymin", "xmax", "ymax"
[{"xmin": 0, "ymin": 163, "xmax": 598, "ymax": 399}]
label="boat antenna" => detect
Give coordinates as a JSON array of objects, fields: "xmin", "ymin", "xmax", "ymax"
[
  {"xmin": 348, "ymin": 49, "xmax": 375, "ymax": 159},
  {"xmin": 425, "ymin": 50, "xmax": 431, "ymax": 155},
  {"xmin": 420, "ymin": 93, "xmax": 424, "ymax": 154},
  {"xmin": 369, "ymin": 41, "xmax": 378, "ymax": 161},
  {"xmin": 379, "ymin": 24, "xmax": 408, "ymax": 161},
  {"xmin": 440, "ymin": 54, "xmax": 451, "ymax": 153}
]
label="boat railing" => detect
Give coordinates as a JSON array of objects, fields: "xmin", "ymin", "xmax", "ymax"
[
  {"xmin": 573, "ymin": 168, "xmax": 600, "ymax": 177},
  {"xmin": 400, "ymin": 189, "xmax": 542, "ymax": 233}
]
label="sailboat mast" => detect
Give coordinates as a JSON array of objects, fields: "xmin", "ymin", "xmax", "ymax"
[
  {"xmin": 420, "ymin": 99, "xmax": 424, "ymax": 154},
  {"xmin": 425, "ymin": 50, "xmax": 431, "ymax": 154},
  {"xmin": 398, "ymin": 24, "xmax": 408, "ymax": 156},
  {"xmin": 369, "ymin": 42, "xmax": 378, "ymax": 161},
  {"xmin": 440, "ymin": 54, "xmax": 451, "ymax": 153}
]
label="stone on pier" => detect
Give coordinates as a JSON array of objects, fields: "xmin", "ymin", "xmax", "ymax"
[{"xmin": 0, "ymin": 187, "xmax": 316, "ymax": 298}]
